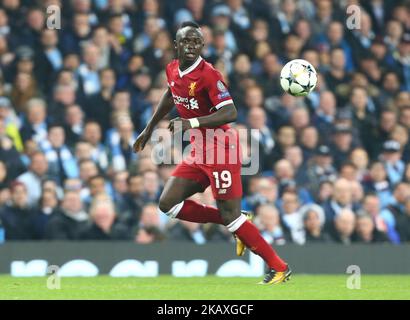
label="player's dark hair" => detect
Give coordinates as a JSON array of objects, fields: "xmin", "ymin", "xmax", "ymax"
[{"xmin": 179, "ymin": 21, "xmax": 200, "ymax": 29}]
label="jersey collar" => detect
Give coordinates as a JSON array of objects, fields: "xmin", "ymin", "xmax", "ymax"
[{"xmin": 178, "ymin": 56, "xmax": 203, "ymax": 78}]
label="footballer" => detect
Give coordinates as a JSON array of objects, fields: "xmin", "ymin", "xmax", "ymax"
[{"xmin": 133, "ymin": 21, "xmax": 291, "ymax": 285}]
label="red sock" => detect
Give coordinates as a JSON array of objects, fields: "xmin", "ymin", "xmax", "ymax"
[
  {"xmin": 234, "ymin": 220, "xmax": 287, "ymax": 271},
  {"xmin": 176, "ymin": 200, "xmax": 224, "ymax": 224}
]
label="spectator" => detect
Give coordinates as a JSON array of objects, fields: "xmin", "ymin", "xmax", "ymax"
[
  {"xmin": 0, "ymin": 119, "xmax": 26, "ymax": 181},
  {"xmin": 80, "ymin": 194, "xmax": 131, "ymax": 240},
  {"xmin": 0, "ymin": 181, "xmax": 35, "ymax": 240},
  {"xmin": 32, "ymin": 188, "xmax": 60, "ymax": 239},
  {"xmin": 40, "ymin": 124, "xmax": 79, "ymax": 184},
  {"xmin": 330, "ymin": 124, "xmax": 356, "ymax": 170},
  {"xmin": 0, "ymin": 96, "xmax": 23, "ymax": 151},
  {"xmin": 139, "ymin": 202, "xmax": 162, "ymax": 229},
  {"xmin": 349, "ymin": 147, "xmax": 369, "ymax": 181},
  {"xmin": 380, "ymin": 140, "xmax": 405, "ymax": 186},
  {"xmin": 280, "ymin": 190, "xmax": 304, "ymax": 244},
  {"xmin": 315, "ymin": 21, "xmax": 354, "ymax": 71},
  {"xmin": 330, "ymin": 209, "xmax": 356, "ymax": 245},
  {"xmin": 168, "ymin": 220, "xmax": 207, "ymax": 244},
  {"xmin": 376, "ymin": 109, "xmax": 398, "ymax": 145},
  {"xmin": 312, "ymin": 91, "xmax": 337, "ymax": 144},
  {"xmin": 85, "ymin": 174, "xmax": 111, "ymax": 206},
  {"xmin": 363, "ymin": 161, "xmax": 393, "ymax": 208},
  {"xmin": 324, "ymin": 48, "xmax": 351, "ymax": 97},
  {"xmin": 348, "ymin": 87, "xmax": 377, "ymax": 155},
  {"xmin": 242, "ymin": 177, "xmax": 278, "ymax": 212},
  {"xmin": 271, "ymin": 126, "xmax": 296, "ymax": 165},
  {"xmin": 381, "ymin": 182, "xmax": 410, "ymax": 244},
  {"xmin": 248, "ymin": 107, "xmax": 275, "ymax": 170},
  {"xmin": 82, "ymin": 120, "xmax": 109, "ymax": 170},
  {"xmin": 64, "ymin": 104, "xmax": 84, "ymax": 147},
  {"xmin": 274, "ymin": 159, "xmax": 312, "ymax": 203},
  {"xmin": 47, "ymin": 84, "xmax": 77, "ymax": 124},
  {"xmin": 111, "ymin": 170, "xmax": 129, "ymax": 213},
  {"xmin": 316, "ymin": 179, "xmax": 334, "ymax": 205},
  {"xmin": 299, "ymin": 126, "xmax": 319, "ymax": 161},
  {"xmin": 91, "ymin": 25, "xmax": 121, "ymax": 71},
  {"xmin": 85, "ymin": 68, "xmax": 116, "ymax": 133},
  {"xmin": 10, "ymin": 71, "xmax": 40, "ymax": 114},
  {"xmin": 306, "ymin": 145, "xmax": 337, "ymax": 195},
  {"xmin": 395, "ymin": 197, "xmax": 410, "ymax": 243},
  {"xmin": 60, "ymin": 13, "xmax": 92, "ymax": 54},
  {"xmin": 270, "ymin": 0, "xmax": 302, "ymax": 39},
  {"xmin": 35, "ymin": 29, "xmax": 63, "ymax": 94},
  {"xmin": 255, "ymin": 203, "xmax": 289, "ymax": 245},
  {"xmin": 391, "ymin": 124, "xmax": 410, "ymax": 163},
  {"xmin": 45, "ymin": 190, "xmax": 88, "ymax": 240},
  {"xmin": 124, "ymin": 174, "xmax": 144, "ymax": 219},
  {"xmin": 107, "ymin": 115, "xmax": 138, "ymax": 172},
  {"xmin": 323, "ymin": 178, "xmax": 359, "ymax": 231},
  {"xmin": 300, "ymin": 203, "xmax": 331, "ymax": 244},
  {"xmin": 141, "ymin": 170, "xmax": 161, "ymax": 204},
  {"xmin": 78, "ymin": 43, "xmax": 101, "ymax": 96},
  {"xmin": 135, "ymin": 225, "xmax": 165, "ymax": 244},
  {"xmin": 19, "ymin": 98, "xmax": 48, "ymax": 144},
  {"xmin": 353, "ymin": 214, "xmax": 390, "ymax": 244},
  {"xmin": 16, "ymin": 151, "xmax": 49, "ymax": 206}
]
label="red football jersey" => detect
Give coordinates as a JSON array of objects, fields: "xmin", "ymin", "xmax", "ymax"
[{"xmin": 166, "ymin": 56, "xmax": 239, "ymax": 164}]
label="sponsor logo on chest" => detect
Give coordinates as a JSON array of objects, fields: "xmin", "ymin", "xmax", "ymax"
[{"xmin": 171, "ymin": 81, "xmax": 199, "ymax": 110}]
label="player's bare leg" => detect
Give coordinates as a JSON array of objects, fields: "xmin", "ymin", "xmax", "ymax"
[
  {"xmin": 216, "ymin": 198, "xmax": 292, "ymax": 285},
  {"xmin": 159, "ymin": 176, "xmax": 224, "ymax": 223}
]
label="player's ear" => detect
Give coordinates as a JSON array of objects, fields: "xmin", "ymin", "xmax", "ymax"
[{"xmin": 173, "ymin": 39, "xmax": 178, "ymax": 50}]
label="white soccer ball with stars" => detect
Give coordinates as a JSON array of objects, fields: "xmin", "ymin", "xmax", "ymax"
[{"xmin": 280, "ymin": 59, "xmax": 317, "ymax": 97}]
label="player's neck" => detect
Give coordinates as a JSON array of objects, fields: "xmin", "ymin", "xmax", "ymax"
[
  {"xmin": 178, "ymin": 56, "xmax": 200, "ymax": 71},
  {"xmin": 179, "ymin": 60, "xmax": 193, "ymax": 72}
]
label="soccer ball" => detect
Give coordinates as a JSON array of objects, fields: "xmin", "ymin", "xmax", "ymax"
[{"xmin": 280, "ymin": 59, "xmax": 317, "ymax": 97}]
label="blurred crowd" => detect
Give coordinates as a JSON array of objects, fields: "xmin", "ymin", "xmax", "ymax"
[{"xmin": 0, "ymin": 0, "xmax": 410, "ymax": 245}]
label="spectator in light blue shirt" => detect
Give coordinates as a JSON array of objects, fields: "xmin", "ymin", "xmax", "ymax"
[
  {"xmin": 380, "ymin": 140, "xmax": 405, "ymax": 186},
  {"xmin": 40, "ymin": 125, "xmax": 79, "ymax": 185},
  {"xmin": 78, "ymin": 43, "xmax": 101, "ymax": 96},
  {"xmin": 210, "ymin": 5, "xmax": 238, "ymax": 54},
  {"xmin": 314, "ymin": 21, "xmax": 355, "ymax": 71}
]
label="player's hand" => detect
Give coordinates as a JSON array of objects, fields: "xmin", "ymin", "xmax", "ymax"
[
  {"xmin": 168, "ymin": 117, "xmax": 191, "ymax": 134},
  {"xmin": 133, "ymin": 128, "xmax": 152, "ymax": 153}
]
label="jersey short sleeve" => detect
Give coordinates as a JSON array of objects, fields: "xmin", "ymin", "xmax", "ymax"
[{"xmin": 204, "ymin": 69, "xmax": 233, "ymax": 111}]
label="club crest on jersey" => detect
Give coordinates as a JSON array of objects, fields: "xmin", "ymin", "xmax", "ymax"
[
  {"xmin": 188, "ymin": 82, "xmax": 197, "ymax": 96},
  {"xmin": 217, "ymin": 80, "xmax": 227, "ymax": 92}
]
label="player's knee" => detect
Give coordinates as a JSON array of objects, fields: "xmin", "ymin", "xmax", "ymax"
[
  {"xmin": 158, "ymin": 196, "xmax": 172, "ymax": 213},
  {"xmin": 219, "ymin": 209, "xmax": 241, "ymax": 226},
  {"xmin": 159, "ymin": 194, "xmax": 182, "ymax": 216}
]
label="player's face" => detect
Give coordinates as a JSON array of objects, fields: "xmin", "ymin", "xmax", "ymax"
[{"xmin": 175, "ymin": 27, "xmax": 204, "ymax": 66}]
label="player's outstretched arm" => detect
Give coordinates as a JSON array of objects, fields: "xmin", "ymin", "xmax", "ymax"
[
  {"xmin": 168, "ymin": 103, "xmax": 237, "ymax": 133},
  {"xmin": 133, "ymin": 87, "xmax": 174, "ymax": 152}
]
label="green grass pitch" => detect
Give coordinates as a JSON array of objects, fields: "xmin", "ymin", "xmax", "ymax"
[{"xmin": 0, "ymin": 275, "xmax": 409, "ymax": 300}]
